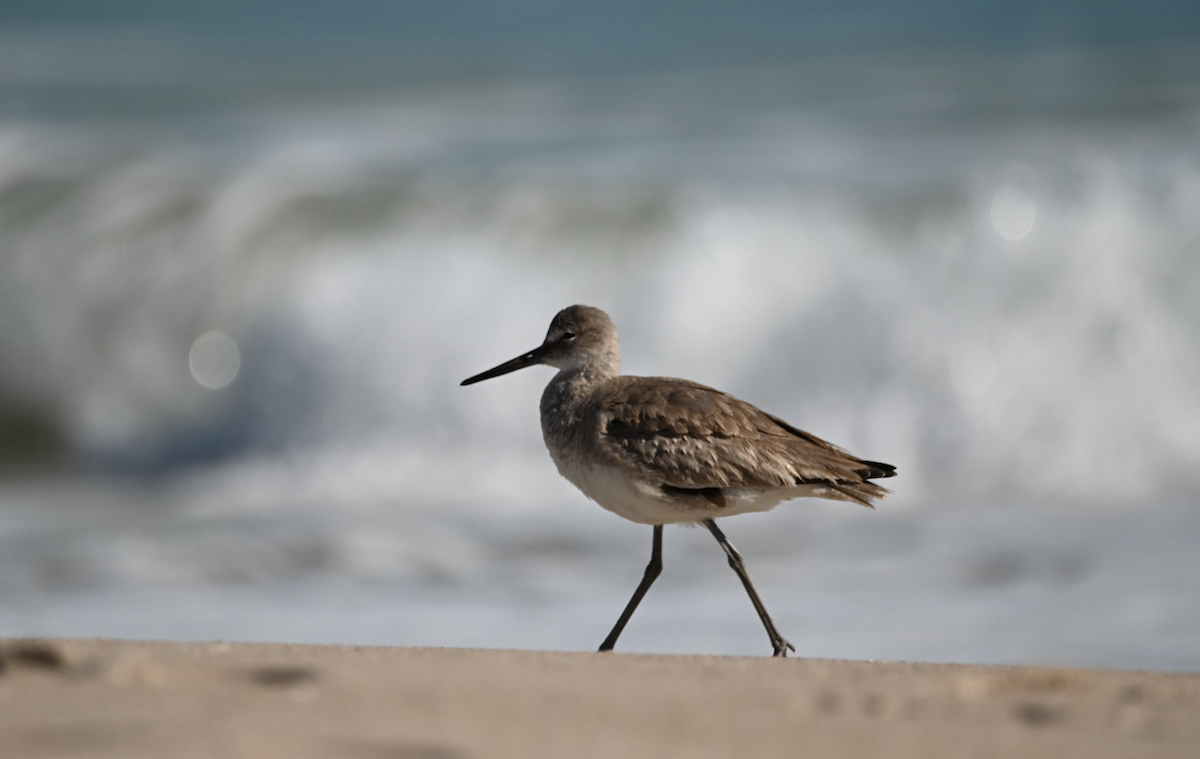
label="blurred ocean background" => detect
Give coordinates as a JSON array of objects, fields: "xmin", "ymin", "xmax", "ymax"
[{"xmin": 1, "ymin": 1, "xmax": 1199, "ymax": 670}]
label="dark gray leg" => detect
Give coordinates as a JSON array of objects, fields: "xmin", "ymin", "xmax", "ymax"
[
  {"xmin": 598, "ymin": 525, "xmax": 663, "ymax": 652},
  {"xmin": 703, "ymin": 519, "xmax": 795, "ymax": 657}
]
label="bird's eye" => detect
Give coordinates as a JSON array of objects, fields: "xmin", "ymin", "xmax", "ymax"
[{"xmin": 561, "ymin": 331, "xmax": 577, "ymax": 341}]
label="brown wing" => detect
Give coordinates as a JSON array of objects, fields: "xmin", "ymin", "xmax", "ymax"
[{"xmin": 595, "ymin": 376, "xmax": 892, "ymax": 506}]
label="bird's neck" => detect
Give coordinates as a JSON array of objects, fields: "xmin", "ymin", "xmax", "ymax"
[{"xmin": 539, "ymin": 365, "xmax": 611, "ymax": 438}]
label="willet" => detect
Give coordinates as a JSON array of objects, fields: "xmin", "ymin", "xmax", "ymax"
[{"xmin": 462, "ymin": 305, "xmax": 895, "ymax": 657}]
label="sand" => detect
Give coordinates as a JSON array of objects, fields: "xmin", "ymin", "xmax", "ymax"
[{"xmin": 1, "ymin": 637, "xmax": 1197, "ymax": 758}]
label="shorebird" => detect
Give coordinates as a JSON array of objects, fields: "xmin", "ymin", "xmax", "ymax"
[{"xmin": 461, "ymin": 305, "xmax": 895, "ymax": 657}]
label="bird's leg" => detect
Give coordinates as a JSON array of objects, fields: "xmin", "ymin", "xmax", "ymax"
[
  {"xmin": 703, "ymin": 519, "xmax": 796, "ymax": 658},
  {"xmin": 598, "ymin": 525, "xmax": 663, "ymax": 653}
]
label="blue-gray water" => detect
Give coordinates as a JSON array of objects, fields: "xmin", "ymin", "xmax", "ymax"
[{"xmin": 1, "ymin": 4, "xmax": 1199, "ymax": 669}]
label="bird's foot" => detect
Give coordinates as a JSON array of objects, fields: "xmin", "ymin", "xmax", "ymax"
[{"xmin": 771, "ymin": 638, "xmax": 796, "ymax": 658}]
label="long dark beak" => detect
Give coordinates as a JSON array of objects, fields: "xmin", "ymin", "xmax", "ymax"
[{"xmin": 461, "ymin": 344, "xmax": 548, "ymax": 386}]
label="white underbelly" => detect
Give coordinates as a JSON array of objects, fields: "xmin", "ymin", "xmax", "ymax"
[
  {"xmin": 570, "ymin": 463, "xmax": 680, "ymax": 524},
  {"xmin": 554, "ymin": 458, "xmax": 818, "ymax": 525}
]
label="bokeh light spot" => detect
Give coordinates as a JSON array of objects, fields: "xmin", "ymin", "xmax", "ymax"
[
  {"xmin": 990, "ymin": 186, "xmax": 1036, "ymax": 241},
  {"xmin": 189, "ymin": 331, "xmax": 241, "ymax": 390}
]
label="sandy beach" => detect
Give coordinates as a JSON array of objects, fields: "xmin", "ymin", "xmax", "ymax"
[{"xmin": 1, "ymin": 637, "xmax": 1196, "ymax": 758}]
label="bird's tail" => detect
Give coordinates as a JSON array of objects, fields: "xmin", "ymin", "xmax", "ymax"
[{"xmin": 856, "ymin": 460, "xmax": 897, "ymax": 481}]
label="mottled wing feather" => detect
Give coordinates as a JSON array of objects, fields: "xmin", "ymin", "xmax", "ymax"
[{"xmin": 596, "ymin": 377, "xmax": 891, "ymax": 506}]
